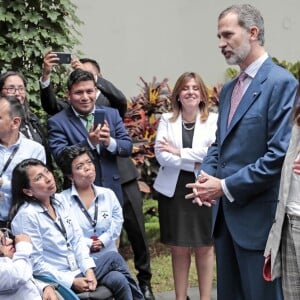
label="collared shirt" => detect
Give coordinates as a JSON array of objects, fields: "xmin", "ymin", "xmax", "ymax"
[
  {"xmin": 0, "ymin": 133, "xmax": 46, "ymax": 221},
  {"xmin": 59, "ymin": 184, "xmax": 123, "ymax": 259},
  {"xmin": 221, "ymin": 52, "xmax": 269, "ymax": 202},
  {"xmin": 11, "ymin": 196, "xmax": 95, "ymax": 288},
  {"xmin": 0, "ymin": 241, "xmax": 47, "ymax": 300},
  {"xmin": 71, "ymin": 106, "xmax": 117, "ymax": 153}
]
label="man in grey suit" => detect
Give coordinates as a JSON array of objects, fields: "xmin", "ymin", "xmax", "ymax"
[{"xmin": 186, "ymin": 4, "xmax": 298, "ymax": 300}]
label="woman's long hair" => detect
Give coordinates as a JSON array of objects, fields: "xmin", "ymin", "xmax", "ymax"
[
  {"xmin": 9, "ymin": 159, "xmax": 46, "ymax": 221},
  {"xmin": 169, "ymin": 72, "xmax": 210, "ymax": 123}
]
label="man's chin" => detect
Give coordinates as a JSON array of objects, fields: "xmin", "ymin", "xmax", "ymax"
[{"xmin": 225, "ymin": 57, "xmax": 238, "ymax": 65}]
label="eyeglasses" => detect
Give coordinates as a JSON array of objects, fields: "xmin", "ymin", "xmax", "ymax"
[
  {"xmin": 0, "ymin": 228, "xmax": 14, "ymax": 246},
  {"xmin": 2, "ymin": 86, "xmax": 26, "ymax": 94}
]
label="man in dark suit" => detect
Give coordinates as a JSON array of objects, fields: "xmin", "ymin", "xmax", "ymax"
[
  {"xmin": 186, "ymin": 4, "xmax": 298, "ymax": 300},
  {"xmin": 47, "ymin": 69, "xmax": 132, "ymax": 204},
  {"xmin": 41, "ymin": 54, "xmax": 155, "ymax": 299}
]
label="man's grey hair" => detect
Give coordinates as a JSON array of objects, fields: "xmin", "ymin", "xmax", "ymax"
[{"xmin": 219, "ymin": 4, "xmax": 265, "ymax": 46}]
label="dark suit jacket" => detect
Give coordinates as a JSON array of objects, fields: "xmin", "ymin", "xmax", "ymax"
[
  {"xmin": 201, "ymin": 57, "xmax": 298, "ymax": 250},
  {"xmin": 47, "ymin": 105, "xmax": 133, "ymax": 205},
  {"xmin": 40, "ymin": 77, "xmax": 139, "ymax": 184},
  {"xmin": 20, "ymin": 110, "xmax": 53, "ymax": 169}
]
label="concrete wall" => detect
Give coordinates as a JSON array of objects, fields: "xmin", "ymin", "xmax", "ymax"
[{"xmin": 71, "ymin": 0, "xmax": 299, "ymax": 98}]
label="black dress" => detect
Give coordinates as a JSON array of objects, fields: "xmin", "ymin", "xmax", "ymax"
[{"xmin": 158, "ymin": 123, "xmax": 213, "ymax": 247}]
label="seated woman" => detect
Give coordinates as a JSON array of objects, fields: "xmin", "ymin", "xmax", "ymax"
[
  {"xmin": 58, "ymin": 145, "xmax": 123, "ymax": 258},
  {"xmin": 9, "ymin": 159, "xmax": 144, "ymax": 300},
  {"xmin": 0, "ymin": 228, "xmax": 58, "ymax": 300}
]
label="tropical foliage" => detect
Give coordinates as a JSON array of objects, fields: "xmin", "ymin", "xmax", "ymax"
[{"xmin": 0, "ymin": 0, "xmax": 82, "ymax": 118}]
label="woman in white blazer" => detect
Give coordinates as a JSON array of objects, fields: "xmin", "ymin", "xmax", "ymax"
[
  {"xmin": 264, "ymin": 101, "xmax": 300, "ymax": 300},
  {"xmin": 153, "ymin": 72, "xmax": 217, "ymax": 300}
]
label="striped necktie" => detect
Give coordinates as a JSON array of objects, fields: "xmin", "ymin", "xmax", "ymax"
[{"xmin": 228, "ymin": 72, "xmax": 248, "ymax": 126}]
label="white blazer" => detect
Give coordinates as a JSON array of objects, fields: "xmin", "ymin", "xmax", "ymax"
[{"xmin": 153, "ymin": 111, "xmax": 218, "ymax": 197}]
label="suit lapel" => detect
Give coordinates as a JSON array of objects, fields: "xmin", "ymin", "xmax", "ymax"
[
  {"xmin": 220, "ymin": 80, "xmax": 236, "ymax": 144},
  {"xmin": 221, "ymin": 58, "xmax": 274, "ymax": 144},
  {"xmin": 227, "ymin": 82, "xmax": 261, "ymax": 130},
  {"xmin": 169, "ymin": 113, "xmax": 183, "ymax": 148},
  {"xmin": 66, "ymin": 107, "xmax": 88, "ymax": 138},
  {"xmin": 192, "ymin": 112, "xmax": 203, "ymax": 148}
]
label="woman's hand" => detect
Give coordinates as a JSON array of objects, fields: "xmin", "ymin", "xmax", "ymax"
[
  {"xmin": 72, "ymin": 277, "xmax": 92, "ymax": 293},
  {"xmin": 42, "ymin": 285, "xmax": 58, "ymax": 300},
  {"xmin": 155, "ymin": 137, "xmax": 180, "ymax": 156},
  {"xmin": 85, "ymin": 268, "xmax": 97, "ymax": 291}
]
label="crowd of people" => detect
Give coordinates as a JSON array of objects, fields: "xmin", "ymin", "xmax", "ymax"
[{"xmin": 0, "ymin": 3, "xmax": 300, "ymax": 300}]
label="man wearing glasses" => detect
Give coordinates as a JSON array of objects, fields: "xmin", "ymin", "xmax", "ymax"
[{"xmin": 0, "ymin": 228, "xmax": 59, "ymax": 300}]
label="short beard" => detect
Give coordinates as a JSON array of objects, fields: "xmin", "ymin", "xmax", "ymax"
[{"xmin": 226, "ymin": 42, "xmax": 251, "ymax": 66}]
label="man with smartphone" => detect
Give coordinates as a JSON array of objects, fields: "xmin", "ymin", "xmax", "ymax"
[
  {"xmin": 47, "ymin": 69, "xmax": 131, "ymax": 205},
  {"xmin": 40, "ymin": 51, "xmax": 155, "ymax": 300}
]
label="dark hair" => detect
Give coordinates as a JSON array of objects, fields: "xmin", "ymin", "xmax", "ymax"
[
  {"xmin": 170, "ymin": 72, "xmax": 210, "ymax": 122},
  {"xmin": 0, "ymin": 71, "xmax": 27, "ymax": 91},
  {"xmin": 0, "ymin": 71, "xmax": 30, "ymax": 116},
  {"xmin": 67, "ymin": 69, "xmax": 96, "ymax": 91},
  {"xmin": 58, "ymin": 145, "xmax": 94, "ymax": 176},
  {"xmin": 219, "ymin": 4, "xmax": 265, "ymax": 46},
  {"xmin": 9, "ymin": 159, "xmax": 47, "ymax": 221},
  {"xmin": 79, "ymin": 58, "xmax": 101, "ymax": 74},
  {"xmin": 0, "ymin": 95, "xmax": 25, "ymax": 121}
]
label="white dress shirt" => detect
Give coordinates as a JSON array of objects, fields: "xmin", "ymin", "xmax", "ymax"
[
  {"xmin": 59, "ymin": 184, "xmax": 123, "ymax": 260},
  {"xmin": 0, "ymin": 133, "xmax": 46, "ymax": 222},
  {"xmin": 0, "ymin": 241, "xmax": 47, "ymax": 300},
  {"xmin": 11, "ymin": 196, "xmax": 95, "ymax": 288}
]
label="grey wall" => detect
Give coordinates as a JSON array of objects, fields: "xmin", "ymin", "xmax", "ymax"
[{"xmin": 72, "ymin": 0, "xmax": 299, "ymax": 98}]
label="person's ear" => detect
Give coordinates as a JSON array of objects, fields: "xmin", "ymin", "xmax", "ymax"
[
  {"xmin": 249, "ymin": 26, "xmax": 259, "ymax": 41},
  {"xmin": 12, "ymin": 116, "xmax": 21, "ymax": 129},
  {"xmin": 22, "ymin": 188, "xmax": 33, "ymax": 197}
]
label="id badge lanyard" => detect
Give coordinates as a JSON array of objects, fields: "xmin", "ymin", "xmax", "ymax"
[
  {"xmin": 74, "ymin": 195, "xmax": 99, "ymax": 235},
  {"xmin": 43, "ymin": 203, "xmax": 78, "ymax": 271},
  {"xmin": 43, "ymin": 204, "xmax": 72, "ymax": 250}
]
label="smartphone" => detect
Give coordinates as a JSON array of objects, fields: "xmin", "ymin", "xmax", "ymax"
[
  {"xmin": 52, "ymin": 52, "xmax": 71, "ymax": 64},
  {"xmin": 94, "ymin": 108, "xmax": 106, "ymax": 128}
]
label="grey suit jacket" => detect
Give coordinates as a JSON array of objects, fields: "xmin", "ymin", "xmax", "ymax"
[{"xmin": 264, "ymin": 124, "xmax": 300, "ymax": 280}]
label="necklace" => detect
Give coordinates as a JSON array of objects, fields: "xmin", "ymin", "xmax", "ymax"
[{"xmin": 182, "ymin": 121, "xmax": 195, "ymax": 131}]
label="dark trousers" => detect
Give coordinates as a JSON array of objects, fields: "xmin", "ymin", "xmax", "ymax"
[
  {"xmin": 79, "ymin": 251, "xmax": 144, "ymax": 299},
  {"xmin": 122, "ymin": 179, "xmax": 152, "ymax": 286},
  {"xmin": 214, "ymin": 205, "xmax": 283, "ymax": 300}
]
